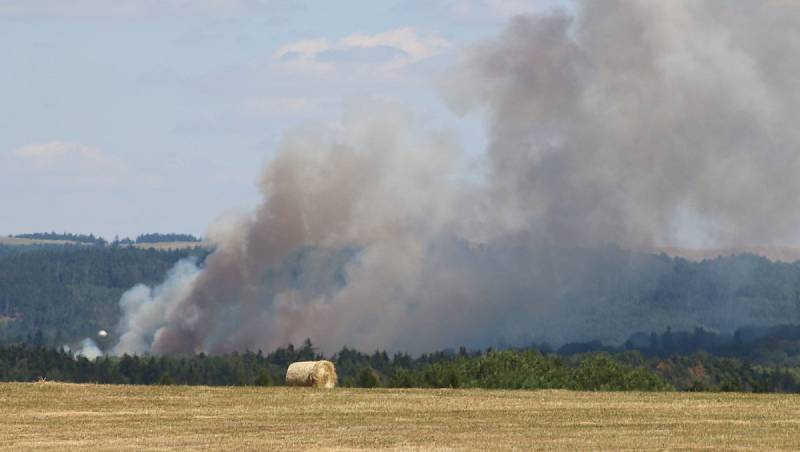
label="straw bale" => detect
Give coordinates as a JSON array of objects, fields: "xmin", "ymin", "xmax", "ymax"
[{"xmin": 285, "ymin": 360, "xmax": 337, "ymax": 388}]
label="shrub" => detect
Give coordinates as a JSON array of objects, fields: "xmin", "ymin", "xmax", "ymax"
[
  {"xmin": 254, "ymin": 369, "xmax": 273, "ymax": 387},
  {"xmin": 357, "ymin": 367, "xmax": 380, "ymax": 388}
]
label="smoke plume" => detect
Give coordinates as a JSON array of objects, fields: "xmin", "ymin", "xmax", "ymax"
[
  {"xmin": 113, "ymin": 1, "xmax": 800, "ymax": 355},
  {"xmin": 75, "ymin": 338, "xmax": 103, "ymax": 360},
  {"xmin": 444, "ymin": 0, "xmax": 800, "ymax": 247}
]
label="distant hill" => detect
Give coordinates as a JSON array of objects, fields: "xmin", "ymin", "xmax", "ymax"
[
  {"xmin": 0, "ymin": 236, "xmax": 83, "ymax": 247},
  {"xmin": 129, "ymin": 233, "xmax": 205, "ymax": 250},
  {"xmin": 3, "ymin": 243, "xmax": 800, "ymax": 351},
  {"xmin": 2, "ymin": 232, "xmax": 209, "ymax": 252},
  {"xmin": 650, "ymin": 246, "xmax": 800, "ymax": 263},
  {"xmin": 0, "ymin": 246, "xmax": 207, "ymax": 346},
  {"xmin": 11, "ymin": 232, "xmax": 106, "ymax": 246}
]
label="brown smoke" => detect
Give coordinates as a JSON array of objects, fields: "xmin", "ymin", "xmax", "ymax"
[{"xmin": 113, "ymin": 1, "xmax": 800, "ymax": 355}]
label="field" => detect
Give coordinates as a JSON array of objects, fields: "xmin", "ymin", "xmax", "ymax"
[
  {"xmin": 1, "ymin": 384, "xmax": 799, "ymax": 450},
  {"xmin": 0, "ymin": 236, "xmax": 82, "ymax": 246}
]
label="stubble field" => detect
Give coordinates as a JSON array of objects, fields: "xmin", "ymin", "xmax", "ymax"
[{"xmin": 1, "ymin": 383, "xmax": 799, "ymax": 450}]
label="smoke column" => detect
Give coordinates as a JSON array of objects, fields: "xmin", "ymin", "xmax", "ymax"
[
  {"xmin": 75, "ymin": 338, "xmax": 103, "ymax": 361},
  {"xmin": 113, "ymin": 1, "xmax": 800, "ymax": 355}
]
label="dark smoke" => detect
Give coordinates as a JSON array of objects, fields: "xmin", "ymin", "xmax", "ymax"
[{"xmin": 113, "ymin": 1, "xmax": 800, "ymax": 355}]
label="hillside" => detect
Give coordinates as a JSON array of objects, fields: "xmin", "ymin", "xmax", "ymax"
[
  {"xmin": 0, "ymin": 236, "xmax": 83, "ymax": 247},
  {"xmin": 0, "ymin": 246, "xmax": 205, "ymax": 345},
  {"xmin": 651, "ymin": 246, "xmax": 800, "ymax": 263},
  {"xmin": 3, "ymin": 244, "xmax": 800, "ymax": 350}
]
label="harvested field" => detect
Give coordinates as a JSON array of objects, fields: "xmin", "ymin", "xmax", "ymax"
[
  {"xmin": 0, "ymin": 237, "xmax": 80, "ymax": 246},
  {"xmin": 1, "ymin": 383, "xmax": 799, "ymax": 450},
  {"xmin": 131, "ymin": 241, "xmax": 208, "ymax": 251}
]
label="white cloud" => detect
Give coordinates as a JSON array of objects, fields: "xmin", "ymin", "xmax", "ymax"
[
  {"xmin": 341, "ymin": 28, "xmax": 450, "ymax": 67},
  {"xmin": 8, "ymin": 141, "xmax": 128, "ymax": 187},
  {"xmin": 15, "ymin": 140, "xmax": 102, "ymax": 160},
  {"xmin": 273, "ymin": 27, "xmax": 451, "ymax": 76}
]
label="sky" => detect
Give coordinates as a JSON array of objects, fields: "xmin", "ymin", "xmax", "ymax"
[{"xmin": 0, "ymin": 0, "xmax": 570, "ymax": 239}]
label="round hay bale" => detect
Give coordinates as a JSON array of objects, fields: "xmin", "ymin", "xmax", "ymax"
[{"xmin": 285, "ymin": 360, "xmax": 337, "ymax": 388}]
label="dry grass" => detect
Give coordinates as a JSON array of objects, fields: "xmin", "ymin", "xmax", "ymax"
[
  {"xmin": 0, "ymin": 236, "xmax": 80, "ymax": 246},
  {"xmin": 2, "ymin": 384, "xmax": 799, "ymax": 450}
]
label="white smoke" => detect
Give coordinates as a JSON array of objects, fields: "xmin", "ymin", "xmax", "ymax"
[
  {"xmin": 113, "ymin": 259, "xmax": 201, "ymax": 355},
  {"xmin": 75, "ymin": 338, "xmax": 103, "ymax": 360}
]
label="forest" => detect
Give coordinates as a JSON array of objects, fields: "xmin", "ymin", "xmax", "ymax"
[
  {"xmin": 3, "ymin": 341, "xmax": 800, "ymax": 393},
  {"xmin": 2, "ymin": 241, "xmax": 800, "ymax": 391},
  {"xmin": 134, "ymin": 233, "xmax": 201, "ymax": 243},
  {"xmin": 0, "ymin": 244, "xmax": 206, "ymax": 344}
]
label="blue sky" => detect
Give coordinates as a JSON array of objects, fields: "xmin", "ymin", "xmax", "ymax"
[{"xmin": 1, "ymin": 0, "xmax": 569, "ymax": 239}]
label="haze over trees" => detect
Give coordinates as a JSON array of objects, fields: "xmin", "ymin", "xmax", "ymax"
[
  {"xmin": 2, "ymin": 241, "xmax": 800, "ymax": 392},
  {"xmin": 4, "ymin": 242, "xmax": 800, "ymax": 352}
]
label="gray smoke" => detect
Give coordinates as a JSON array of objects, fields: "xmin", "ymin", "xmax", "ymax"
[
  {"xmin": 444, "ymin": 0, "xmax": 800, "ymax": 247},
  {"xmin": 112, "ymin": 1, "xmax": 800, "ymax": 355}
]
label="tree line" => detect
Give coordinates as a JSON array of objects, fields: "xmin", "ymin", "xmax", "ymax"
[
  {"xmin": 556, "ymin": 324, "xmax": 800, "ymax": 367},
  {"xmin": 2, "ymin": 340, "xmax": 800, "ymax": 392},
  {"xmin": 134, "ymin": 233, "xmax": 201, "ymax": 244}
]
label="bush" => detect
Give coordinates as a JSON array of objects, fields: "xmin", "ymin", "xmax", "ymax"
[
  {"xmin": 389, "ymin": 369, "xmax": 421, "ymax": 388},
  {"xmin": 379, "ymin": 351, "xmax": 670, "ymax": 391},
  {"xmin": 572, "ymin": 354, "xmax": 670, "ymax": 391},
  {"xmin": 357, "ymin": 367, "xmax": 380, "ymax": 388},
  {"xmin": 254, "ymin": 369, "xmax": 273, "ymax": 387}
]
